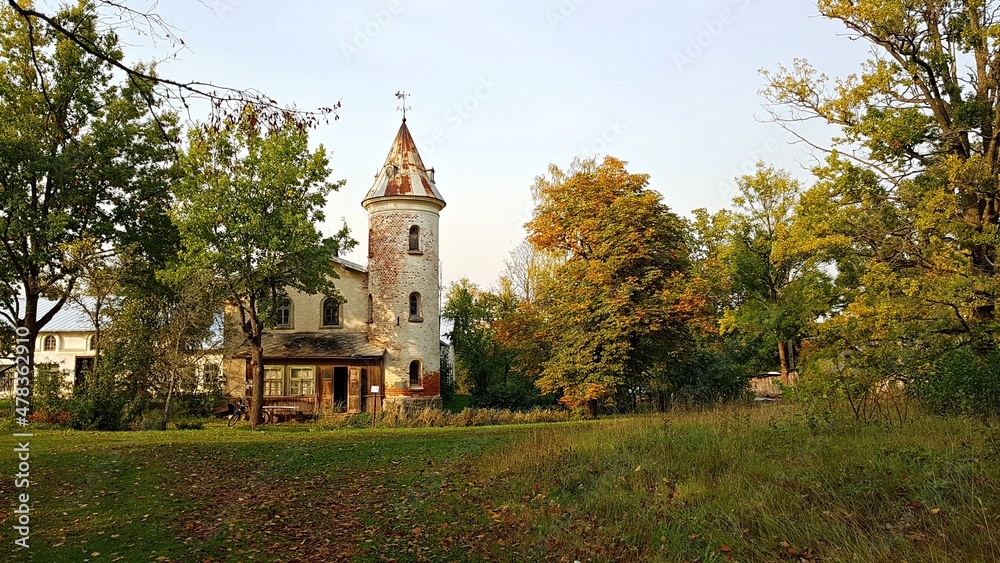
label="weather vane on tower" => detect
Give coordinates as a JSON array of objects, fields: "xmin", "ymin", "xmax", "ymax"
[{"xmin": 395, "ymin": 90, "xmax": 411, "ymax": 121}]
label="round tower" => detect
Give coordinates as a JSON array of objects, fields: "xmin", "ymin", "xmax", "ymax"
[{"xmin": 363, "ymin": 118, "xmax": 445, "ymax": 409}]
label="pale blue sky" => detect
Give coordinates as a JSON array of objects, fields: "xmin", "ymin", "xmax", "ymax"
[{"xmin": 110, "ymin": 1, "xmax": 869, "ymax": 288}]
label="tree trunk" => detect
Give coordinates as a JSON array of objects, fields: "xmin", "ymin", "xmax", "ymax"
[
  {"xmin": 20, "ymin": 293, "xmax": 39, "ymax": 413},
  {"xmin": 778, "ymin": 341, "xmax": 790, "ymax": 386},
  {"xmin": 161, "ymin": 373, "xmax": 174, "ymax": 431},
  {"xmin": 249, "ymin": 336, "xmax": 265, "ymax": 426}
]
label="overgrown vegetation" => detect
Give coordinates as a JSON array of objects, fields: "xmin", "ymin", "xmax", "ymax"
[{"xmin": 2, "ymin": 406, "xmax": 997, "ymax": 562}]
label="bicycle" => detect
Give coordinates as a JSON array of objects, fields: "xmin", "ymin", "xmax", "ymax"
[{"xmin": 226, "ymin": 398, "xmax": 272, "ymax": 426}]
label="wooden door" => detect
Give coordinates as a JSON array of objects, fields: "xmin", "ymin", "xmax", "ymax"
[
  {"xmin": 348, "ymin": 367, "xmax": 361, "ymax": 413},
  {"xmin": 319, "ymin": 366, "xmax": 334, "ymax": 410}
]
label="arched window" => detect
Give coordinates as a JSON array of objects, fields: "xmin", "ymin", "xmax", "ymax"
[
  {"xmin": 408, "ymin": 225, "xmax": 420, "ymax": 252},
  {"xmin": 409, "ymin": 360, "xmax": 421, "ymax": 387},
  {"xmin": 368, "ymin": 228, "xmax": 374, "ymax": 258},
  {"xmin": 87, "ymin": 336, "xmax": 96, "ymax": 351},
  {"xmin": 42, "ymin": 335, "xmax": 56, "ymax": 352},
  {"xmin": 274, "ymin": 299, "xmax": 292, "ymax": 327},
  {"xmin": 367, "ymin": 294, "xmax": 374, "ymax": 323},
  {"xmin": 322, "ymin": 298, "xmax": 340, "ymax": 327},
  {"xmin": 409, "ymin": 292, "xmax": 422, "ymax": 321}
]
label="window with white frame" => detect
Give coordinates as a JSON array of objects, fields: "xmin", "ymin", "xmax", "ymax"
[
  {"xmin": 42, "ymin": 335, "xmax": 56, "ymax": 351},
  {"xmin": 289, "ymin": 366, "xmax": 315, "ymax": 396},
  {"xmin": 274, "ymin": 299, "xmax": 292, "ymax": 327},
  {"xmin": 264, "ymin": 365, "xmax": 284, "ymax": 396},
  {"xmin": 202, "ymin": 364, "xmax": 221, "ymax": 391}
]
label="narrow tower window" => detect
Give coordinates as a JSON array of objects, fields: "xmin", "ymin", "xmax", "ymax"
[
  {"xmin": 409, "ymin": 360, "xmax": 421, "ymax": 387},
  {"xmin": 322, "ymin": 298, "xmax": 340, "ymax": 327},
  {"xmin": 409, "ymin": 292, "xmax": 422, "ymax": 322},
  {"xmin": 408, "ymin": 225, "xmax": 420, "ymax": 252},
  {"xmin": 367, "ymin": 294, "xmax": 374, "ymax": 323}
]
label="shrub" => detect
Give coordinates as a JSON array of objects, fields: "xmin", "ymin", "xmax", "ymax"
[
  {"xmin": 910, "ymin": 347, "xmax": 1000, "ymax": 419},
  {"xmin": 135, "ymin": 409, "xmax": 167, "ymax": 431},
  {"xmin": 647, "ymin": 347, "xmax": 750, "ymax": 411},
  {"xmin": 473, "ymin": 375, "xmax": 558, "ymax": 410},
  {"xmin": 345, "ymin": 412, "xmax": 372, "ymax": 428},
  {"xmin": 376, "ymin": 405, "xmax": 574, "ymax": 428},
  {"xmin": 170, "ymin": 391, "xmax": 225, "ymax": 418},
  {"xmin": 173, "ymin": 418, "xmax": 205, "ymax": 430},
  {"xmin": 27, "ymin": 405, "xmax": 70, "ymax": 426},
  {"xmin": 64, "ymin": 372, "xmax": 150, "ymax": 431}
]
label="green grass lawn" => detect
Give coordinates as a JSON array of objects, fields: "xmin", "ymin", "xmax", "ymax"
[{"xmin": 1, "ymin": 405, "xmax": 998, "ymax": 562}]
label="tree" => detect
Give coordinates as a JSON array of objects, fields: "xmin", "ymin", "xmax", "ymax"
[
  {"xmin": 0, "ymin": 1, "xmax": 178, "ymax": 401},
  {"xmin": 526, "ymin": 157, "xmax": 691, "ymax": 412},
  {"xmin": 3, "ymin": 0, "xmax": 337, "ymax": 129},
  {"xmin": 173, "ymin": 107, "xmax": 353, "ymax": 426},
  {"xmin": 443, "ymin": 278, "xmax": 515, "ymax": 401},
  {"xmin": 762, "ymin": 1, "xmax": 1000, "ymax": 351},
  {"xmin": 717, "ymin": 165, "xmax": 837, "ymax": 382}
]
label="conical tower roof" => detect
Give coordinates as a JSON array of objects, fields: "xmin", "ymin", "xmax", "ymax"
[{"xmin": 363, "ymin": 120, "xmax": 445, "ymax": 207}]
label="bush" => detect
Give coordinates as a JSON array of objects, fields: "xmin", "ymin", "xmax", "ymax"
[
  {"xmin": 473, "ymin": 375, "xmax": 558, "ymax": 410},
  {"xmin": 173, "ymin": 418, "xmax": 205, "ymax": 430},
  {"xmin": 135, "ymin": 409, "xmax": 167, "ymax": 431},
  {"xmin": 170, "ymin": 391, "xmax": 224, "ymax": 418},
  {"xmin": 33, "ymin": 363, "xmax": 69, "ymax": 410},
  {"xmin": 64, "ymin": 373, "xmax": 150, "ymax": 431},
  {"xmin": 910, "ymin": 347, "xmax": 1000, "ymax": 419},
  {"xmin": 377, "ymin": 405, "xmax": 574, "ymax": 428},
  {"xmin": 345, "ymin": 412, "xmax": 372, "ymax": 428},
  {"xmin": 647, "ymin": 347, "xmax": 750, "ymax": 411},
  {"xmin": 27, "ymin": 405, "xmax": 70, "ymax": 426}
]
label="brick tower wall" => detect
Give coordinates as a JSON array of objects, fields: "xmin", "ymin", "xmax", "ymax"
[{"xmin": 365, "ymin": 197, "xmax": 442, "ymax": 407}]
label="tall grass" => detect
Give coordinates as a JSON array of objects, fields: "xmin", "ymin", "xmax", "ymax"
[
  {"xmin": 312, "ymin": 406, "xmax": 577, "ymax": 430},
  {"xmin": 479, "ymin": 405, "xmax": 1000, "ymax": 562}
]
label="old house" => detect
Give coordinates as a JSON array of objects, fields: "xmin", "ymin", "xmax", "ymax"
[{"xmin": 223, "ymin": 118, "xmax": 446, "ymax": 415}]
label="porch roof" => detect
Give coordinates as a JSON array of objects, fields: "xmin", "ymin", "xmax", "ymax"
[{"xmin": 234, "ymin": 331, "xmax": 385, "ymax": 360}]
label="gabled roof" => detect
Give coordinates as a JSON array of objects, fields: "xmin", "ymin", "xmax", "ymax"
[
  {"xmin": 234, "ymin": 331, "xmax": 385, "ymax": 359},
  {"xmin": 362, "ymin": 119, "xmax": 445, "ymax": 207},
  {"xmin": 332, "ymin": 256, "xmax": 367, "ymax": 274},
  {"xmin": 4, "ymin": 298, "xmax": 94, "ymax": 333}
]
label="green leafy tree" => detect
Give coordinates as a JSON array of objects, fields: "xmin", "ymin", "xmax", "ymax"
[
  {"xmin": 718, "ymin": 165, "xmax": 837, "ymax": 382},
  {"xmin": 0, "ymin": 1, "xmax": 178, "ymax": 398},
  {"xmin": 762, "ymin": 1, "xmax": 1000, "ymax": 348},
  {"xmin": 526, "ymin": 157, "xmax": 691, "ymax": 412},
  {"xmin": 443, "ymin": 279, "xmax": 515, "ymax": 399},
  {"xmin": 173, "ymin": 107, "xmax": 353, "ymax": 426}
]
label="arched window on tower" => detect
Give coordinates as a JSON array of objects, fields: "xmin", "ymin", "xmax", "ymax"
[
  {"xmin": 409, "ymin": 360, "xmax": 421, "ymax": 387},
  {"xmin": 322, "ymin": 298, "xmax": 340, "ymax": 327},
  {"xmin": 408, "ymin": 225, "xmax": 421, "ymax": 252},
  {"xmin": 408, "ymin": 292, "xmax": 422, "ymax": 322}
]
